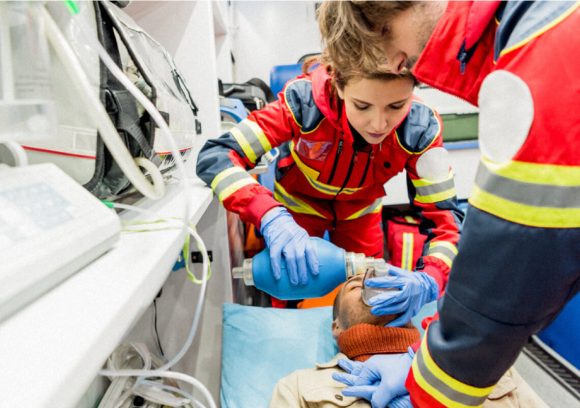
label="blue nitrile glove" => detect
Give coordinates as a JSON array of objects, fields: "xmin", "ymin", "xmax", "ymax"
[
  {"xmin": 332, "ymin": 348, "xmax": 415, "ymax": 408},
  {"xmin": 260, "ymin": 206, "xmax": 318, "ymax": 285},
  {"xmin": 366, "ymin": 265, "xmax": 438, "ymax": 327},
  {"xmin": 389, "ymin": 395, "xmax": 412, "ymax": 408}
]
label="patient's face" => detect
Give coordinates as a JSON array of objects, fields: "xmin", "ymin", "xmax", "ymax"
[{"xmin": 332, "ymin": 275, "xmax": 394, "ymax": 337}]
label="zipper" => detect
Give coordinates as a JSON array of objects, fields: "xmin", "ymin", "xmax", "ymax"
[
  {"xmin": 330, "ymin": 203, "xmax": 338, "ymax": 230},
  {"xmin": 327, "ymin": 139, "xmax": 343, "ymax": 184},
  {"xmin": 330, "ymin": 150, "xmax": 357, "ymax": 229},
  {"xmin": 358, "ymin": 150, "xmax": 373, "ymax": 188},
  {"xmin": 337, "ymin": 150, "xmax": 357, "ymax": 197}
]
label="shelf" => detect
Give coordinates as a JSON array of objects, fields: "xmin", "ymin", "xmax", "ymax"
[{"xmin": 0, "ymin": 169, "xmax": 214, "ymax": 408}]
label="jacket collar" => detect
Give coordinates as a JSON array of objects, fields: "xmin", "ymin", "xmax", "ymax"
[
  {"xmin": 412, "ymin": 1, "xmax": 501, "ymax": 105},
  {"xmin": 310, "ymin": 65, "xmax": 360, "ymax": 144},
  {"xmin": 465, "ymin": 0, "xmax": 502, "ymax": 50},
  {"xmin": 310, "ymin": 65, "xmax": 342, "ymax": 130}
]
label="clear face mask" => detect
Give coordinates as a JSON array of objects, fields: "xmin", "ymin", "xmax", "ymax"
[{"xmin": 361, "ymin": 264, "xmax": 397, "ymax": 306}]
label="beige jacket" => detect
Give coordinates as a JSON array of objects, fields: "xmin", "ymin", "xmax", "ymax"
[{"xmin": 270, "ymin": 353, "xmax": 548, "ymax": 408}]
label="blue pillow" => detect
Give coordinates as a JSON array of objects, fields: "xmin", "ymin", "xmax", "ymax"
[
  {"xmin": 220, "ymin": 301, "xmax": 438, "ymax": 408},
  {"xmin": 221, "ymin": 304, "xmax": 338, "ymax": 408}
]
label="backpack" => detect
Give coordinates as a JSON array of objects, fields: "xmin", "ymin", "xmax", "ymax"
[{"xmin": 385, "ymin": 213, "xmax": 427, "ymax": 271}]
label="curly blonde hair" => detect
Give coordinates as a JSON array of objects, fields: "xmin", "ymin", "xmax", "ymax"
[
  {"xmin": 302, "ymin": 54, "xmax": 415, "ymax": 96},
  {"xmin": 317, "ymin": 1, "xmax": 414, "ymax": 74}
]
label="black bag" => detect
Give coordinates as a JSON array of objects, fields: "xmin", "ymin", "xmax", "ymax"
[{"xmin": 219, "ymin": 78, "xmax": 275, "ymax": 112}]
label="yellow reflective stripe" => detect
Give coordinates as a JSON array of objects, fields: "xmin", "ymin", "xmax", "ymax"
[
  {"xmin": 482, "ymin": 156, "xmax": 580, "ymax": 187},
  {"xmin": 418, "ymin": 337, "xmax": 494, "ymax": 402},
  {"xmin": 415, "ymin": 187, "xmax": 457, "ymax": 204},
  {"xmin": 345, "ymin": 199, "xmax": 382, "ymax": 220},
  {"xmin": 500, "ymin": 3, "xmax": 579, "ymax": 58},
  {"xmin": 289, "ymin": 141, "xmax": 364, "ymax": 196},
  {"xmin": 211, "ymin": 167, "xmax": 259, "ymax": 202},
  {"xmin": 341, "ymin": 186, "xmax": 363, "ymax": 195},
  {"xmin": 218, "ymin": 178, "xmax": 258, "ymax": 202},
  {"xmin": 413, "ymin": 172, "xmax": 456, "ymax": 204},
  {"xmin": 401, "ymin": 232, "xmax": 414, "ymax": 270},
  {"xmin": 412, "ymin": 354, "xmax": 483, "ymax": 408},
  {"xmin": 230, "ymin": 127, "xmax": 257, "ymax": 163},
  {"xmin": 289, "ymin": 140, "xmax": 321, "ymax": 179},
  {"xmin": 470, "ymin": 185, "xmax": 580, "ymax": 228},
  {"xmin": 411, "ymin": 171, "xmax": 454, "ymax": 192},
  {"xmin": 413, "ymin": 178, "xmax": 439, "ymax": 188},
  {"xmin": 429, "ymin": 241, "xmax": 458, "ymax": 255},
  {"xmin": 428, "ymin": 241, "xmax": 458, "ymax": 268},
  {"xmin": 404, "ymin": 215, "xmax": 419, "ymax": 224},
  {"xmin": 429, "ymin": 253, "xmax": 453, "ymax": 268},
  {"xmin": 210, "ymin": 167, "xmax": 242, "ymax": 189},
  {"xmin": 420, "ymin": 338, "xmax": 494, "ymax": 398},
  {"xmin": 274, "ymin": 181, "xmax": 324, "ymax": 217},
  {"xmin": 307, "ymin": 175, "xmax": 341, "ymax": 195},
  {"xmin": 243, "ymin": 119, "xmax": 272, "ymax": 153},
  {"xmin": 476, "ymin": 160, "xmax": 580, "ymax": 208}
]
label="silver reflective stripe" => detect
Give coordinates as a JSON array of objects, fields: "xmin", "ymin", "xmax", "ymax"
[
  {"xmin": 416, "ymin": 347, "xmax": 488, "ymax": 407},
  {"xmin": 309, "ymin": 175, "xmax": 340, "ymax": 195},
  {"xmin": 274, "ymin": 185, "xmax": 301, "ymax": 209},
  {"xmin": 429, "ymin": 245, "xmax": 457, "ymax": 262},
  {"xmin": 358, "ymin": 198, "xmax": 382, "ymax": 217},
  {"xmin": 238, "ymin": 121, "xmax": 267, "ymax": 158},
  {"xmin": 346, "ymin": 198, "xmax": 382, "ymax": 220},
  {"xmin": 475, "ymin": 163, "xmax": 580, "ymax": 208},
  {"xmin": 213, "ymin": 171, "xmax": 254, "ymax": 197},
  {"xmin": 415, "ymin": 179, "xmax": 455, "ymax": 197},
  {"xmin": 402, "ymin": 232, "xmax": 414, "ymax": 270}
]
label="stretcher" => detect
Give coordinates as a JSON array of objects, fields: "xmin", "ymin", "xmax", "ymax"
[{"xmin": 220, "ymin": 301, "xmax": 438, "ymax": 407}]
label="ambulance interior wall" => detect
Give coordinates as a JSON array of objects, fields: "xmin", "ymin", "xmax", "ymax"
[{"xmin": 230, "ymin": 1, "xmax": 321, "ymax": 84}]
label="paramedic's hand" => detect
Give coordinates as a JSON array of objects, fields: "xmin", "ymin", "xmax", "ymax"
[
  {"xmin": 367, "ymin": 266, "xmax": 438, "ymax": 327},
  {"xmin": 332, "ymin": 349, "xmax": 414, "ymax": 408},
  {"xmin": 389, "ymin": 395, "xmax": 413, "ymax": 408},
  {"xmin": 260, "ymin": 206, "xmax": 318, "ymax": 285}
]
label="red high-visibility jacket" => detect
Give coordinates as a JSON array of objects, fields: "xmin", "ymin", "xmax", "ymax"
[
  {"xmin": 407, "ymin": 2, "xmax": 580, "ymax": 407},
  {"xmin": 197, "ymin": 65, "xmax": 463, "ymax": 291}
]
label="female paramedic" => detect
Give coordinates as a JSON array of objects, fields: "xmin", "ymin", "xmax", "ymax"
[{"xmin": 196, "ymin": 54, "xmax": 463, "ymax": 315}]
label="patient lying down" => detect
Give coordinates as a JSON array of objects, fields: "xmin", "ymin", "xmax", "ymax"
[{"xmin": 270, "ymin": 274, "xmax": 548, "ymax": 408}]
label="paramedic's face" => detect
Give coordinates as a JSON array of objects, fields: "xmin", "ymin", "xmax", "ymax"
[
  {"xmin": 338, "ymin": 76, "xmax": 413, "ymax": 145},
  {"xmin": 378, "ymin": 2, "xmax": 446, "ymax": 73}
]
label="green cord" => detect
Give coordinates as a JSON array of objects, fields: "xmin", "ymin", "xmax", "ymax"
[
  {"xmin": 64, "ymin": 0, "xmax": 79, "ymax": 15},
  {"xmin": 183, "ymin": 230, "xmax": 212, "ymax": 285},
  {"xmin": 100, "ymin": 200, "xmax": 115, "ymax": 209},
  {"xmin": 99, "ymin": 200, "xmax": 211, "ymax": 284}
]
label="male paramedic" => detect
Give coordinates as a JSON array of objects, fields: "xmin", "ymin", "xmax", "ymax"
[
  {"xmin": 271, "ymin": 273, "xmax": 547, "ymax": 408},
  {"xmin": 318, "ymin": 1, "xmax": 580, "ymax": 407}
]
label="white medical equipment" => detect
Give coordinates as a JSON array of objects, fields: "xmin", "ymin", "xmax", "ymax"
[
  {"xmin": 0, "ymin": 163, "xmax": 120, "ymax": 322},
  {"xmin": 0, "ymin": 2, "xmax": 57, "ymax": 142},
  {"xmin": 17, "ymin": 1, "xmax": 201, "ymax": 200}
]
